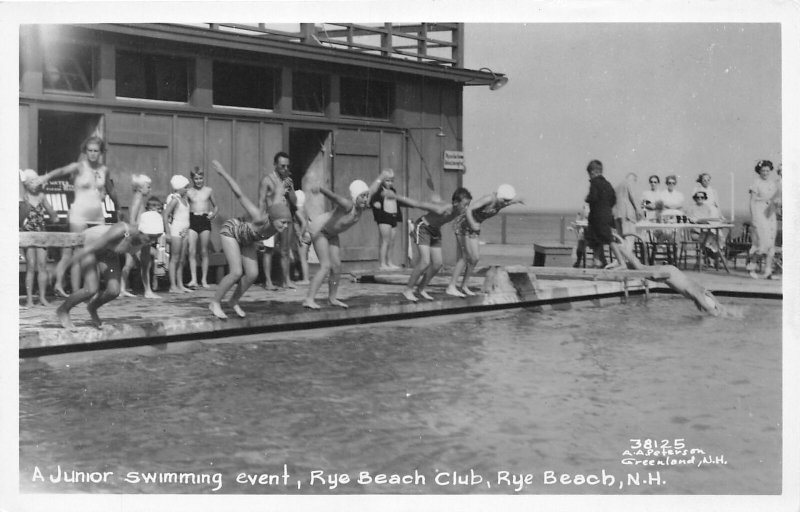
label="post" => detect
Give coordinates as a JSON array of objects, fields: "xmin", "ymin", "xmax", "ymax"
[
  {"xmin": 559, "ymin": 216, "xmax": 566, "ymax": 245},
  {"xmin": 730, "ymin": 171, "xmax": 735, "ymax": 222},
  {"xmin": 501, "ymin": 214, "xmax": 507, "ymax": 245}
]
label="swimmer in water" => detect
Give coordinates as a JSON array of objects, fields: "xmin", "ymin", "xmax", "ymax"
[
  {"xmin": 612, "ymin": 233, "xmax": 726, "ymax": 316},
  {"xmin": 55, "ymin": 211, "xmax": 165, "ymax": 330}
]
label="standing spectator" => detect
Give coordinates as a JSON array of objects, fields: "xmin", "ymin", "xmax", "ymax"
[
  {"xmin": 584, "ymin": 160, "xmax": 624, "ymax": 268},
  {"xmin": 36, "ymin": 136, "xmax": 117, "ymax": 297},
  {"xmin": 613, "ymin": 172, "xmax": 641, "ymax": 252},
  {"xmin": 641, "ymin": 174, "xmax": 662, "ymax": 220},
  {"xmin": 746, "ymin": 160, "xmax": 779, "ymax": 279},
  {"xmin": 186, "ymin": 166, "xmax": 218, "ymax": 289},
  {"xmin": 259, "ymin": 151, "xmax": 297, "ymax": 289},
  {"xmin": 19, "ymin": 169, "xmax": 57, "ymax": 307},
  {"xmin": 371, "ymin": 168, "xmax": 403, "ymax": 270}
]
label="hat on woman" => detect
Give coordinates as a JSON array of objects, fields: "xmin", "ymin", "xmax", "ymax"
[
  {"xmin": 170, "ymin": 175, "xmax": 190, "ymax": 191},
  {"xmin": 349, "ymin": 180, "xmax": 369, "ymax": 201},
  {"xmin": 138, "ymin": 211, "xmax": 165, "ymax": 235},
  {"xmin": 496, "ymin": 184, "xmax": 516, "ymax": 201}
]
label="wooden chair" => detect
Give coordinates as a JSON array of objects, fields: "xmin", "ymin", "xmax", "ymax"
[
  {"xmin": 678, "ymin": 229, "xmax": 703, "ymax": 270},
  {"xmin": 646, "ymin": 229, "xmax": 677, "ymax": 266},
  {"xmin": 724, "ymin": 223, "xmax": 752, "ymax": 269}
]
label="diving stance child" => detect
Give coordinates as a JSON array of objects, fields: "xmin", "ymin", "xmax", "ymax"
[
  {"xmin": 120, "ymin": 174, "xmax": 160, "ymax": 298},
  {"xmin": 209, "ymin": 160, "xmax": 291, "ymax": 319},
  {"xmin": 186, "ymin": 166, "xmax": 218, "ymax": 288},
  {"xmin": 447, "ymin": 184, "xmax": 523, "ymax": 297},
  {"xmin": 19, "ymin": 169, "xmax": 57, "ymax": 307},
  {"xmin": 301, "ymin": 171, "xmax": 388, "ymax": 309},
  {"xmin": 55, "ymin": 211, "xmax": 165, "ymax": 329},
  {"xmin": 371, "ymin": 168, "xmax": 403, "ymax": 270},
  {"xmin": 402, "ymin": 187, "xmax": 473, "ymax": 302}
]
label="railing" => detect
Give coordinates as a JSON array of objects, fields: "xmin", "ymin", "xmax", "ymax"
[{"xmin": 196, "ymin": 23, "xmax": 464, "ymax": 67}]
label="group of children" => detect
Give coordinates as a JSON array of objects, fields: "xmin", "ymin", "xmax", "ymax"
[{"xmin": 21, "ymin": 137, "xmax": 526, "ymax": 329}]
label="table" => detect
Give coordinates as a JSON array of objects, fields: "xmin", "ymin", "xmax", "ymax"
[{"xmin": 634, "ymin": 221, "xmax": 734, "ymax": 272}]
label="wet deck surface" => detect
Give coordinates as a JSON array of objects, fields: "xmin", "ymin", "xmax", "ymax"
[{"xmin": 18, "ymin": 244, "xmax": 782, "ymax": 355}]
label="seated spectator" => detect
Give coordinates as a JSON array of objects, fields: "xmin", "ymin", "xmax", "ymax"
[
  {"xmin": 685, "ymin": 190, "xmax": 725, "ymax": 255},
  {"xmin": 692, "ymin": 173, "xmax": 721, "ymax": 218},
  {"xmin": 641, "ymin": 174, "xmax": 662, "ymax": 220}
]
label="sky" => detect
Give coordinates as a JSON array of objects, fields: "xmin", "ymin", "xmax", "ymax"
[{"xmin": 462, "ymin": 22, "xmax": 782, "ymax": 218}]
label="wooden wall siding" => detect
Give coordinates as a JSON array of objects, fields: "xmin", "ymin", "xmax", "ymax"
[
  {"xmin": 233, "ymin": 121, "xmax": 261, "ymax": 199},
  {"xmin": 205, "ymin": 119, "xmax": 235, "ymax": 226},
  {"xmin": 334, "ymin": 153, "xmax": 380, "ymax": 260},
  {"xmin": 173, "ymin": 116, "xmax": 205, "ymax": 173},
  {"xmin": 20, "ymin": 104, "xmax": 31, "ymax": 170},
  {"xmin": 333, "ymin": 129, "xmax": 381, "ymax": 157},
  {"xmin": 300, "ymin": 133, "xmax": 332, "ymax": 222},
  {"xmin": 259, "ymin": 123, "xmax": 284, "ymax": 187}
]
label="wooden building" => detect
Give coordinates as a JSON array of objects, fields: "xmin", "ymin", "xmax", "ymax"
[{"xmin": 19, "ymin": 23, "xmax": 504, "ymax": 264}]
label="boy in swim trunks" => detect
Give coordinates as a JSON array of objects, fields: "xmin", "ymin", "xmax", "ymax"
[
  {"xmin": 186, "ymin": 166, "xmax": 218, "ymax": 288},
  {"xmin": 402, "ymin": 187, "xmax": 473, "ymax": 302},
  {"xmin": 301, "ymin": 171, "xmax": 389, "ymax": 309},
  {"xmin": 55, "ymin": 211, "xmax": 165, "ymax": 330}
]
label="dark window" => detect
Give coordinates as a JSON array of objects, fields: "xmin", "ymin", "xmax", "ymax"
[
  {"xmin": 213, "ymin": 61, "xmax": 277, "ymax": 109},
  {"xmin": 116, "ymin": 50, "xmax": 189, "ymax": 102},
  {"xmin": 292, "ymin": 71, "xmax": 329, "ymax": 113},
  {"xmin": 340, "ymin": 76, "xmax": 392, "ymax": 119},
  {"xmin": 43, "ymin": 43, "xmax": 95, "ymax": 93}
]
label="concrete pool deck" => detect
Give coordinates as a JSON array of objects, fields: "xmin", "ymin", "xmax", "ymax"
[{"xmin": 18, "ymin": 243, "xmax": 782, "ymax": 356}]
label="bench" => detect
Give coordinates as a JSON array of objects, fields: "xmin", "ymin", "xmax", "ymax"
[{"xmin": 532, "ymin": 242, "xmax": 573, "ymax": 267}]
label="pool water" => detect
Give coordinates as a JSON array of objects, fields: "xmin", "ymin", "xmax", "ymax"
[{"xmin": 19, "ymin": 296, "xmax": 781, "ymax": 495}]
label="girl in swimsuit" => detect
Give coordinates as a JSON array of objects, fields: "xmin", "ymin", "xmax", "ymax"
[
  {"xmin": 19, "ymin": 169, "xmax": 57, "ymax": 307},
  {"xmin": 447, "ymin": 184, "xmax": 523, "ymax": 297},
  {"xmin": 37, "ymin": 136, "xmax": 117, "ymax": 297},
  {"xmin": 55, "ymin": 211, "xmax": 165, "ymax": 330},
  {"xmin": 209, "ymin": 160, "xmax": 291, "ymax": 320},
  {"xmin": 163, "ymin": 175, "xmax": 192, "ymax": 293},
  {"xmin": 301, "ymin": 171, "xmax": 388, "ymax": 309}
]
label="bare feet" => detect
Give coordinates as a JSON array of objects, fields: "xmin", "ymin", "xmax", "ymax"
[
  {"xmin": 120, "ymin": 290, "xmax": 136, "ymax": 298},
  {"xmin": 295, "ymin": 279, "xmax": 310, "ymax": 285},
  {"xmin": 55, "ymin": 284, "xmax": 69, "ymax": 298},
  {"xmin": 209, "ymin": 301, "xmax": 227, "ymax": 319},
  {"xmin": 329, "ymin": 298, "xmax": 348, "ymax": 309},
  {"xmin": 56, "ymin": 304, "xmax": 76, "ymax": 330},
  {"xmin": 445, "ymin": 286, "xmax": 466, "ymax": 298},
  {"xmin": 379, "ymin": 264, "xmax": 392, "ymax": 271},
  {"xmin": 200, "ymin": 281, "xmax": 210, "ymax": 288},
  {"xmin": 419, "ymin": 290, "xmax": 434, "ymax": 301},
  {"xmin": 263, "ymin": 282, "xmax": 278, "ymax": 291},
  {"xmin": 388, "ymin": 263, "xmax": 401, "ymax": 270},
  {"xmin": 39, "ymin": 296, "xmax": 52, "ymax": 307},
  {"xmin": 282, "ymin": 281, "xmax": 297, "ymax": 290},
  {"xmin": 87, "ymin": 303, "xmax": 103, "ymax": 329},
  {"xmin": 230, "ymin": 303, "xmax": 246, "ymax": 318},
  {"xmin": 402, "ymin": 290, "xmax": 418, "ymax": 302},
  {"xmin": 25, "ymin": 299, "xmax": 34, "ymax": 308},
  {"xmin": 143, "ymin": 290, "xmax": 162, "ymax": 299},
  {"xmin": 179, "ymin": 286, "xmax": 193, "ymax": 293},
  {"xmin": 302, "ymin": 299, "xmax": 321, "ymax": 309},
  {"xmin": 461, "ymin": 286, "xmax": 476, "ymax": 296},
  {"xmin": 186, "ymin": 281, "xmax": 198, "ymax": 288}
]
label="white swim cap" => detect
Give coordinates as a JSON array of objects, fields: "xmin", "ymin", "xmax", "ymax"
[
  {"xmin": 496, "ymin": 184, "xmax": 516, "ymax": 201},
  {"xmin": 170, "ymin": 175, "xmax": 190, "ymax": 191},
  {"xmin": 132, "ymin": 174, "xmax": 152, "ymax": 189},
  {"xmin": 295, "ymin": 189, "xmax": 306, "ymax": 209},
  {"xmin": 138, "ymin": 211, "xmax": 165, "ymax": 235},
  {"xmin": 19, "ymin": 169, "xmax": 38, "ymax": 183},
  {"xmin": 349, "ymin": 179, "xmax": 369, "ymax": 200}
]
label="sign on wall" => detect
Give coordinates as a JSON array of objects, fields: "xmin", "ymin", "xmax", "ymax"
[{"xmin": 443, "ymin": 150, "xmax": 465, "ymax": 171}]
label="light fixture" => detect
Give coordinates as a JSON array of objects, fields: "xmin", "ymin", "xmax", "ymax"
[
  {"xmin": 406, "ymin": 126, "xmax": 446, "ymax": 137},
  {"xmin": 466, "ymin": 67, "xmax": 509, "ymax": 91}
]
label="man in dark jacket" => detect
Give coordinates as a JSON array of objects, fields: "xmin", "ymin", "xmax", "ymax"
[{"xmin": 584, "ymin": 159, "xmax": 623, "ymax": 268}]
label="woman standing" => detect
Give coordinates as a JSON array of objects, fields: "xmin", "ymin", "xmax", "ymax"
[
  {"xmin": 36, "ymin": 136, "xmax": 116, "ymax": 297},
  {"xmin": 747, "ymin": 160, "xmax": 779, "ymax": 279}
]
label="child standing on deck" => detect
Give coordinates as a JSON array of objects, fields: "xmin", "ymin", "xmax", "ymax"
[
  {"xmin": 120, "ymin": 174, "xmax": 160, "ymax": 299},
  {"xmin": 402, "ymin": 187, "xmax": 472, "ymax": 302},
  {"xmin": 163, "ymin": 175, "xmax": 192, "ymax": 293},
  {"xmin": 19, "ymin": 169, "xmax": 57, "ymax": 307},
  {"xmin": 186, "ymin": 166, "xmax": 218, "ymax": 288},
  {"xmin": 301, "ymin": 171, "xmax": 388, "ymax": 309},
  {"xmin": 292, "ymin": 189, "xmax": 311, "ymax": 284},
  {"xmin": 209, "ymin": 160, "xmax": 292, "ymax": 319},
  {"xmin": 370, "ymin": 168, "xmax": 403, "ymax": 270},
  {"xmin": 446, "ymin": 184, "xmax": 523, "ymax": 297},
  {"xmin": 54, "ymin": 211, "xmax": 165, "ymax": 330}
]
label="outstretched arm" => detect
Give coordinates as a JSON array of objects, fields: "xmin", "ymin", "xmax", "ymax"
[
  {"xmin": 211, "ymin": 160, "xmax": 262, "ymax": 220},
  {"xmin": 57, "ymin": 224, "xmax": 125, "ymax": 273},
  {"xmin": 394, "ymin": 195, "xmax": 449, "ymax": 215},
  {"xmin": 35, "ymin": 162, "xmax": 80, "ymax": 189},
  {"xmin": 313, "ymin": 185, "xmax": 353, "ymax": 211}
]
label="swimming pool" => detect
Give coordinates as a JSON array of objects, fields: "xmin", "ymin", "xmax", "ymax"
[{"xmin": 19, "ymin": 296, "xmax": 781, "ymax": 495}]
